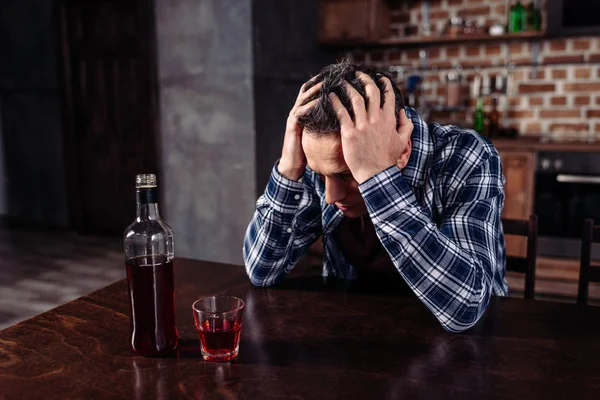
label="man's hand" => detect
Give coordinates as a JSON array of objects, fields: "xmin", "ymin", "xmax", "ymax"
[
  {"xmin": 328, "ymin": 73, "xmax": 413, "ymax": 184},
  {"xmin": 278, "ymin": 79, "xmax": 322, "ymax": 181}
]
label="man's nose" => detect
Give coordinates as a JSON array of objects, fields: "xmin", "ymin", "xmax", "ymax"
[{"xmin": 325, "ymin": 178, "xmax": 347, "ymax": 205}]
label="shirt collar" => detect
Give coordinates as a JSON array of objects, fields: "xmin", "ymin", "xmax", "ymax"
[{"xmin": 401, "ymin": 107, "xmax": 433, "ymax": 189}]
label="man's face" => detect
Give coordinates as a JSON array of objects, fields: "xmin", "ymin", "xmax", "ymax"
[{"xmin": 302, "ymin": 131, "xmax": 368, "ymax": 218}]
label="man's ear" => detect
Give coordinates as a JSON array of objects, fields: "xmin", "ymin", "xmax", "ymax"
[
  {"xmin": 397, "ymin": 138, "xmax": 411, "ymax": 169},
  {"xmin": 396, "ymin": 109, "xmax": 413, "ymax": 169}
]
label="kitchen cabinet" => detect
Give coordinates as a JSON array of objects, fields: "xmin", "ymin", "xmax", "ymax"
[
  {"xmin": 498, "ymin": 149, "xmax": 536, "ymax": 257},
  {"xmin": 318, "ymin": 0, "xmax": 389, "ymax": 43}
]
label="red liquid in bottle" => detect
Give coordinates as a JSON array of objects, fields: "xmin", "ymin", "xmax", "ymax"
[{"xmin": 126, "ymin": 255, "xmax": 178, "ymax": 356}]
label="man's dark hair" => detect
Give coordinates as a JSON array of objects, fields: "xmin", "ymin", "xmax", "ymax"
[{"xmin": 298, "ymin": 60, "xmax": 405, "ymax": 135}]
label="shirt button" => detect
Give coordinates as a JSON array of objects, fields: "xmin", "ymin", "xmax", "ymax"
[
  {"xmin": 294, "ymin": 194, "xmax": 300, "ymax": 200},
  {"xmin": 286, "ymin": 228, "xmax": 292, "ymax": 233}
]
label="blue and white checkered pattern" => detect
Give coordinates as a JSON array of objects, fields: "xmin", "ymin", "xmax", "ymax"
[{"xmin": 243, "ymin": 108, "xmax": 508, "ymax": 332}]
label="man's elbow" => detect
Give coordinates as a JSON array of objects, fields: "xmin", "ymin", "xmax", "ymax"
[
  {"xmin": 247, "ymin": 271, "xmax": 275, "ymax": 288},
  {"xmin": 242, "ymin": 245, "xmax": 263, "ymax": 286},
  {"xmin": 438, "ymin": 297, "xmax": 490, "ymax": 333},
  {"xmin": 439, "ymin": 315, "xmax": 481, "ymax": 333},
  {"xmin": 243, "ymin": 259, "xmax": 267, "ymax": 287},
  {"xmin": 242, "ymin": 245, "xmax": 287, "ymax": 288},
  {"xmin": 243, "ymin": 258, "xmax": 278, "ymax": 288}
]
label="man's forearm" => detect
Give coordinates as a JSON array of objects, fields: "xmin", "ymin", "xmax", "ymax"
[
  {"xmin": 243, "ymin": 165, "xmax": 322, "ymax": 287},
  {"xmin": 359, "ymin": 166, "xmax": 499, "ymax": 332}
]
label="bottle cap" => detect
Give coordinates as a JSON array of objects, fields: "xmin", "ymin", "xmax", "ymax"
[{"xmin": 136, "ymin": 174, "xmax": 157, "ymax": 189}]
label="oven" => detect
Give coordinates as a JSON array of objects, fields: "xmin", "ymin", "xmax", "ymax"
[
  {"xmin": 547, "ymin": 0, "xmax": 600, "ymax": 37},
  {"xmin": 534, "ymin": 152, "xmax": 600, "ymax": 260}
]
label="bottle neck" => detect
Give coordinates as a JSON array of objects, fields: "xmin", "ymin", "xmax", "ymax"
[
  {"xmin": 136, "ymin": 188, "xmax": 160, "ymax": 220},
  {"xmin": 476, "ymin": 98, "xmax": 484, "ymax": 109},
  {"xmin": 137, "ymin": 203, "xmax": 160, "ymax": 220}
]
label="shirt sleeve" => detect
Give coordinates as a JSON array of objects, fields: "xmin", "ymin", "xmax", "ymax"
[
  {"xmin": 243, "ymin": 162, "xmax": 323, "ymax": 286},
  {"xmin": 359, "ymin": 154, "xmax": 504, "ymax": 333}
]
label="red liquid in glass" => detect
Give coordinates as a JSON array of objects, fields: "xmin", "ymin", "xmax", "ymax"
[
  {"xmin": 198, "ymin": 319, "xmax": 242, "ymax": 361},
  {"xmin": 126, "ymin": 255, "xmax": 178, "ymax": 356}
]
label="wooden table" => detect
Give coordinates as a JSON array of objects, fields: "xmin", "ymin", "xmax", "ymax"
[{"xmin": 1, "ymin": 258, "xmax": 600, "ymax": 399}]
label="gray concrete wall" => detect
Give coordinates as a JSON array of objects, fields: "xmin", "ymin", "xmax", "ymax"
[
  {"xmin": 155, "ymin": 0, "xmax": 255, "ymax": 264},
  {"xmin": 0, "ymin": 0, "xmax": 68, "ymax": 225}
]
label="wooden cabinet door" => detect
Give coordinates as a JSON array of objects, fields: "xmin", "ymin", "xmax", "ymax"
[
  {"xmin": 319, "ymin": 0, "xmax": 389, "ymax": 43},
  {"xmin": 498, "ymin": 150, "xmax": 536, "ymax": 257},
  {"xmin": 59, "ymin": 0, "xmax": 159, "ymax": 234}
]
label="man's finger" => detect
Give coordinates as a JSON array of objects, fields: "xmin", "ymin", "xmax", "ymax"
[
  {"xmin": 295, "ymin": 98, "xmax": 319, "ymax": 118},
  {"xmin": 328, "ymin": 93, "xmax": 353, "ymax": 128},
  {"xmin": 356, "ymin": 72, "xmax": 381, "ymax": 120},
  {"xmin": 343, "ymin": 82, "xmax": 367, "ymax": 125},
  {"xmin": 297, "ymin": 81, "xmax": 323, "ymax": 107},
  {"xmin": 380, "ymin": 76, "xmax": 396, "ymax": 116},
  {"xmin": 299, "ymin": 75, "xmax": 320, "ymax": 94}
]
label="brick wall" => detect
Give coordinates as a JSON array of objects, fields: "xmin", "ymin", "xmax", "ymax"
[{"xmin": 344, "ymin": 0, "xmax": 600, "ymax": 139}]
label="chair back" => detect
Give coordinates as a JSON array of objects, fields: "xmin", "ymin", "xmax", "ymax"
[{"xmin": 503, "ymin": 215, "xmax": 538, "ymax": 299}]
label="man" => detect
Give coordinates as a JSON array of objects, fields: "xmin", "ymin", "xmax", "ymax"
[{"xmin": 243, "ymin": 61, "xmax": 507, "ymax": 333}]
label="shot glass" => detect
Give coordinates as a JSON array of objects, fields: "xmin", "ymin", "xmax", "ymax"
[{"xmin": 192, "ymin": 296, "xmax": 244, "ymax": 361}]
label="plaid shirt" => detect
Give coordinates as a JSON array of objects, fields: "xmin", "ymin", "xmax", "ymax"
[{"xmin": 243, "ymin": 108, "xmax": 508, "ymax": 332}]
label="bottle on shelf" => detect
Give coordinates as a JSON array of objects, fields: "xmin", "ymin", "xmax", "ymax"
[
  {"xmin": 532, "ymin": 2, "xmax": 542, "ymax": 31},
  {"xmin": 493, "ymin": 73, "xmax": 507, "ymax": 95},
  {"xmin": 481, "ymin": 73, "xmax": 492, "ymax": 98},
  {"xmin": 473, "ymin": 97, "xmax": 486, "ymax": 135},
  {"xmin": 489, "ymin": 97, "xmax": 501, "ymax": 137},
  {"xmin": 524, "ymin": 2, "xmax": 542, "ymax": 32},
  {"xmin": 446, "ymin": 67, "xmax": 462, "ymax": 109},
  {"xmin": 509, "ymin": 1, "xmax": 525, "ymax": 34},
  {"xmin": 447, "ymin": 16, "xmax": 464, "ymax": 38},
  {"xmin": 471, "ymin": 73, "xmax": 486, "ymax": 135},
  {"xmin": 523, "ymin": 2, "xmax": 533, "ymax": 31},
  {"xmin": 124, "ymin": 174, "xmax": 177, "ymax": 357}
]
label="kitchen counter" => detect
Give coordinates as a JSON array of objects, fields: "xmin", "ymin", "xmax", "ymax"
[{"xmin": 493, "ymin": 137, "xmax": 600, "ymax": 152}]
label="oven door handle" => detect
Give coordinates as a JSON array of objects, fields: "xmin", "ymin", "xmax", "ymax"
[{"xmin": 556, "ymin": 174, "xmax": 600, "ymax": 184}]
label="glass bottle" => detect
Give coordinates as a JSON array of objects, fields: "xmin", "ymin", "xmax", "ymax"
[
  {"xmin": 509, "ymin": 1, "xmax": 524, "ymax": 33},
  {"xmin": 532, "ymin": 2, "xmax": 542, "ymax": 31},
  {"xmin": 489, "ymin": 97, "xmax": 500, "ymax": 137},
  {"xmin": 446, "ymin": 68, "xmax": 462, "ymax": 108},
  {"xmin": 524, "ymin": 2, "xmax": 534, "ymax": 31},
  {"xmin": 508, "ymin": 2, "xmax": 515, "ymax": 32},
  {"xmin": 124, "ymin": 174, "xmax": 177, "ymax": 357},
  {"xmin": 473, "ymin": 97, "xmax": 486, "ymax": 135}
]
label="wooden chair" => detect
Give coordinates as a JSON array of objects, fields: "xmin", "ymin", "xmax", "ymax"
[
  {"xmin": 577, "ymin": 219, "xmax": 600, "ymax": 305},
  {"xmin": 503, "ymin": 215, "xmax": 538, "ymax": 299}
]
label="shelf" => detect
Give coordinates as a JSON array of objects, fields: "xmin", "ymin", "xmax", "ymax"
[
  {"xmin": 429, "ymin": 105, "xmax": 467, "ymax": 113},
  {"xmin": 322, "ymin": 31, "xmax": 546, "ymax": 49}
]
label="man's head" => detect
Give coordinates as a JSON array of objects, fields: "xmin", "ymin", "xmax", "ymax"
[
  {"xmin": 298, "ymin": 61, "xmax": 405, "ymax": 133},
  {"xmin": 298, "ymin": 61, "xmax": 409, "ymax": 218}
]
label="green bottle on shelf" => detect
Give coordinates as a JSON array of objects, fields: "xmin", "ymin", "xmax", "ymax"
[
  {"xmin": 473, "ymin": 97, "xmax": 486, "ymax": 135},
  {"xmin": 524, "ymin": 2, "xmax": 534, "ymax": 31},
  {"xmin": 509, "ymin": 1, "xmax": 524, "ymax": 33},
  {"xmin": 532, "ymin": 3, "xmax": 542, "ymax": 31},
  {"xmin": 524, "ymin": 2, "xmax": 541, "ymax": 31}
]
